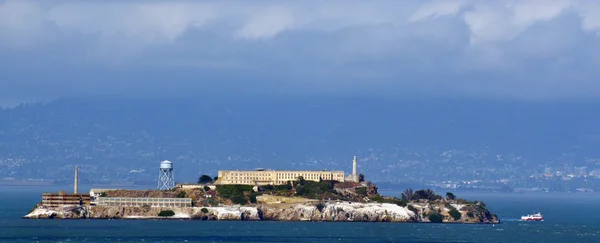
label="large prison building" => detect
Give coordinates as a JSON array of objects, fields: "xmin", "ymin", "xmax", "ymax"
[{"xmin": 215, "ymin": 169, "xmax": 346, "ymax": 185}]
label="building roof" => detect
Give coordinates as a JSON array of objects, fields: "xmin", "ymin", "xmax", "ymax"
[{"xmin": 89, "ymin": 188, "xmax": 119, "ymax": 193}]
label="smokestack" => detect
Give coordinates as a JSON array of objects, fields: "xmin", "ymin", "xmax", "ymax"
[
  {"xmin": 352, "ymin": 156, "xmax": 357, "ymax": 176},
  {"xmin": 74, "ymin": 165, "xmax": 79, "ymax": 194}
]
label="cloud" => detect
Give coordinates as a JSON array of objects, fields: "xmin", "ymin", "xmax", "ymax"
[{"xmin": 1, "ymin": 0, "xmax": 600, "ymax": 106}]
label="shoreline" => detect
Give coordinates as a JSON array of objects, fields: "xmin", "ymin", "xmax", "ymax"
[{"xmin": 23, "ymin": 201, "xmax": 500, "ymax": 224}]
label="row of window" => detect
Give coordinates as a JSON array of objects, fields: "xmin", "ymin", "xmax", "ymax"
[
  {"xmin": 96, "ymin": 198, "xmax": 191, "ymax": 203},
  {"xmin": 96, "ymin": 202, "xmax": 192, "ymax": 207}
]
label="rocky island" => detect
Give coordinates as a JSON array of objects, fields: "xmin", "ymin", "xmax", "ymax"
[
  {"xmin": 25, "ymin": 179, "xmax": 499, "ymax": 223},
  {"xmin": 25, "ymin": 159, "xmax": 499, "ymax": 223}
]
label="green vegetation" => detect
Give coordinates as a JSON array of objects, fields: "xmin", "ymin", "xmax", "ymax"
[
  {"xmin": 259, "ymin": 182, "xmax": 293, "ymax": 193},
  {"xmin": 371, "ymin": 195, "xmax": 408, "ymax": 207},
  {"xmin": 249, "ymin": 192, "xmax": 258, "ymax": 204},
  {"xmin": 428, "ymin": 212, "xmax": 444, "ymax": 223},
  {"xmin": 99, "ymin": 192, "xmax": 107, "ymax": 197},
  {"xmin": 402, "ymin": 188, "xmax": 446, "ymax": 201},
  {"xmin": 176, "ymin": 191, "xmax": 187, "ymax": 198},
  {"xmin": 198, "ymin": 175, "xmax": 214, "ymax": 184},
  {"xmin": 207, "ymin": 197, "xmax": 218, "ymax": 206},
  {"xmin": 449, "ymin": 209, "xmax": 462, "ymax": 220},
  {"xmin": 201, "ymin": 208, "xmax": 209, "ymax": 213},
  {"xmin": 316, "ymin": 203, "xmax": 325, "ymax": 212},
  {"xmin": 467, "ymin": 212, "xmax": 474, "ymax": 218},
  {"xmin": 395, "ymin": 199, "xmax": 408, "ymax": 207},
  {"xmin": 216, "ymin": 185, "xmax": 254, "ymax": 205},
  {"xmin": 401, "ymin": 189, "xmax": 414, "ymax": 201},
  {"xmin": 407, "ymin": 205, "xmax": 418, "ymax": 215},
  {"xmin": 414, "ymin": 189, "xmax": 442, "ymax": 201},
  {"xmin": 355, "ymin": 187, "xmax": 367, "ymax": 196},
  {"xmin": 294, "ymin": 178, "xmax": 337, "ymax": 199},
  {"xmin": 203, "ymin": 186, "xmax": 211, "ymax": 191},
  {"xmin": 158, "ymin": 210, "xmax": 175, "ymax": 217},
  {"xmin": 446, "ymin": 192, "xmax": 456, "ymax": 200}
]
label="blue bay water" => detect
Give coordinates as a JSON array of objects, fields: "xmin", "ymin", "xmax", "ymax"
[{"xmin": 1, "ymin": 186, "xmax": 598, "ymax": 242}]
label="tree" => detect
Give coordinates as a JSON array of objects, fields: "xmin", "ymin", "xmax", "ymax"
[
  {"xmin": 414, "ymin": 189, "xmax": 442, "ymax": 201},
  {"xmin": 198, "ymin": 175, "xmax": 214, "ymax": 184},
  {"xmin": 446, "ymin": 192, "xmax": 456, "ymax": 200},
  {"xmin": 401, "ymin": 188, "xmax": 414, "ymax": 201},
  {"xmin": 358, "ymin": 174, "xmax": 365, "ymax": 182},
  {"xmin": 449, "ymin": 209, "xmax": 462, "ymax": 220}
]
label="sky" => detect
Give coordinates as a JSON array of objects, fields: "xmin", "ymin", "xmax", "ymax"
[{"xmin": 1, "ymin": 0, "xmax": 600, "ymax": 106}]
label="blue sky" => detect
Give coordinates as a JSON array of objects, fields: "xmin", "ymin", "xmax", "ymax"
[{"xmin": 1, "ymin": 0, "xmax": 600, "ymax": 106}]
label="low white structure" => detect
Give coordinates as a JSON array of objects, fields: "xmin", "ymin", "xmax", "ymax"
[
  {"xmin": 176, "ymin": 183, "xmax": 216, "ymax": 190},
  {"xmin": 89, "ymin": 189, "xmax": 118, "ymax": 199}
]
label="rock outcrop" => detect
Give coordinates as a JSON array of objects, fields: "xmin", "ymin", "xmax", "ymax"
[{"xmin": 24, "ymin": 201, "xmax": 499, "ymax": 223}]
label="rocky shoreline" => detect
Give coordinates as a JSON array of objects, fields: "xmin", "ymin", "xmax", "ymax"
[{"xmin": 24, "ymin": 201, "xmax": 500, "ymax": 224}]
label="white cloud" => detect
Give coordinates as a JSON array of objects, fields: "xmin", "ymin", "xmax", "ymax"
[
  {"xmin": 234, "ymin": 6, "xmax": 297, "ymax": 40},
  {"xmin": 0, "ymin": 0, "xmax": 600, "ymax": 102},
  {"xmin": 408, "ymin": 0, "xmax": 464, "ymax": 22}
]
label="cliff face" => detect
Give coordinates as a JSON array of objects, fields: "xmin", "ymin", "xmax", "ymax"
[
  {"xmin": 259, "ymin": 202, "xmax": 416, "ymax": 222},
  {"xmin": 24, "ymin": 201, "xmax": 499, "ymax": 224}
]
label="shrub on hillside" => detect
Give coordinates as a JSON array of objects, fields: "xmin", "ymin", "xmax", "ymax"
[
  {"xmin": 414, "ymin": 189, "xmax": 443, "ymax": 201},
  {"xmin": 428, "ymin": 212, "xmax": 443, "ymax": 223},
  {"xmin": 249, "ymin": 192, "xmax": 258, "ymax": 204},
  {"xmin": 316, "ymin": 203, "xmax": 325, "ymax": 212},
  {"xmin": 294, "ymin": 179, "xmax": 336, "ymax": 199},
  {"xmin": 201, "ymin": 208, "xmax": 209, "ymax": 214},
  {"xmin": 158, "ymin": 210, "xmax": 175, "ymax": 217},
  {"xmin": 216, "ymin": 185, "xmax": 254, "ymax": 205},
  {"xmin": 407, "ymin": 205, "xmax": 418, "ymax": 215},
  {"xmin": 449, "ymin": 209, "xmax": 462, "ymax": 220},
  {"xmin": 395, "ymin": 199, "xmax": 408, "ymax": 207},
  {"xmin": 356, "ymin": 187, "xmax": 368, "ymax": 196}
]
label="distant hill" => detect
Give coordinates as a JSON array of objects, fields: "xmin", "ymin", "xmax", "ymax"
[{"xmin": 1, "ymin": 96, "xmax": 600, "ymax": 184}]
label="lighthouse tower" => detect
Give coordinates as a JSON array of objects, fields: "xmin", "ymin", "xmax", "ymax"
[{"xmin": 346, "ymin": 156, "xmax": 360, "ymax": 183}]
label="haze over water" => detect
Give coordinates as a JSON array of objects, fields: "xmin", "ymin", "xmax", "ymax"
[{"xmin": 1, "ymin": 186, "xmax": 598, "ymax": 243}]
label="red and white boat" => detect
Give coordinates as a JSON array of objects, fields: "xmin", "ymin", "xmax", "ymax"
[{"xmin": 521, "ymin": 212, "xmax": 543, "ymax": 221}]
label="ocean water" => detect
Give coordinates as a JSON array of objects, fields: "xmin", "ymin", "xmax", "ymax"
[{"xmin": 1, "ymin": 186, "xmax": 598, "ymax": 243}]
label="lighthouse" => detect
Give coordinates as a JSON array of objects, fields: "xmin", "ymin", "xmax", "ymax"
[{"xmin": 346, "ymin": 156, "xmax": 360, "ymax": 183}]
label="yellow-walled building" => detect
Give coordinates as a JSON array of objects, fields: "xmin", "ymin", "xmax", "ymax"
[{"xmin": 215, "ymin": 169, "xmax": 345, "ymax": 185}]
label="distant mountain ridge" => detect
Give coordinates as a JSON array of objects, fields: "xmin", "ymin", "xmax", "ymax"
[{"xmin": 1, "ymin": 97, "xmax": 599, "ymax": 183}]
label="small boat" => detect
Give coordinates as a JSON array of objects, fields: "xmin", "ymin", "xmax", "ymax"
[{"xmin": 521, "ymin": 212, "xmax": 543, "ymax": 221}]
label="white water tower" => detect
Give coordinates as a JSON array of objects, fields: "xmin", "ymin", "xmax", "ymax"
[{"xmin": 157, "ymin": 160, "xmax": 175, "ymax": 190}]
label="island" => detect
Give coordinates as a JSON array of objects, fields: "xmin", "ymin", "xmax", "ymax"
[{"xmin": 24, "ymin": 159, "xmax": 499, "ymax": 224}]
